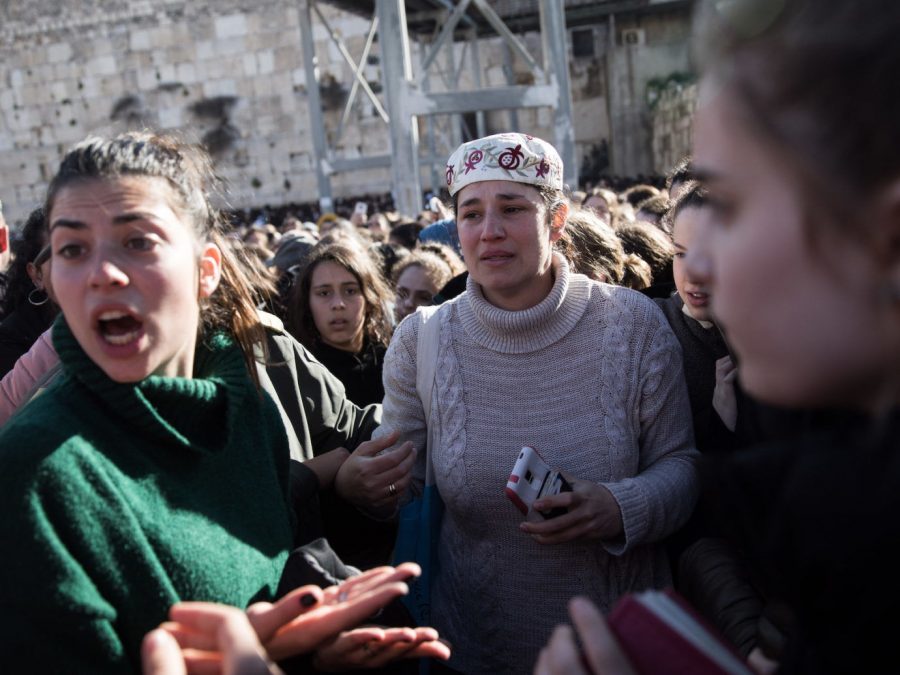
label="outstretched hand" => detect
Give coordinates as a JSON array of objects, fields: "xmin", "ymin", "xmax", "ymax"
[
  {"xmin": 145, "ymin": 563, "xmax": 436, "ymax": 673},
  {"xmin": 313, "ymin": 625, "xmax": 450, "ymax": 671},
  {"xmin": 251, "ymin": 563, "xmax": 422, "ymax": 661}
]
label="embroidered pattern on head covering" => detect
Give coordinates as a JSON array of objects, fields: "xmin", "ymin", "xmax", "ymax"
[{"xmin": 446, "ymin": 133, "xmax": 564, "ymax": 197}]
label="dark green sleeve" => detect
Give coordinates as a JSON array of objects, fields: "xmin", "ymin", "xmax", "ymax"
[{"xmin": 0, "ymin": 437, "xmax": 129, "ymax": 673}]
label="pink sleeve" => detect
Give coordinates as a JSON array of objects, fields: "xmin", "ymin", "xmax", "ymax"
[{"xmin": 0, "ymin": 328, "xmax": 61, "ymax": 426}]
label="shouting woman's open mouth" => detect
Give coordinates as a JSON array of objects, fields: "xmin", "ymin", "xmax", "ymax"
[{"xmin": 96, "ymin": 309, "xmax": 144, "ymax": 346}]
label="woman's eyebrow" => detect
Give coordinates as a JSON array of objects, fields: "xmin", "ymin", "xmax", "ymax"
[
  {"xmin": 459, "ymin": 196, "xmax": 481, "ymax": 208},
  {"xmin": 111, "ymin": 212, "xmax": 156, "ymax": 225},
  {"xmin": 49, "ymin": 212, "xmax": 157, "ymax": 231},
  {"xmin": 49, "ymin": 218, "xmax": 85, "ymax": 231},
  {"xmin": 459, "ymin": 192, "xmax": 528, "ymax": 208}
]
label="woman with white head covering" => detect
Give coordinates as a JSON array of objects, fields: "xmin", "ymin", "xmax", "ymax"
[{"xmin": 374, "ymin": 133, "xmax": 699, "ymax": 673}]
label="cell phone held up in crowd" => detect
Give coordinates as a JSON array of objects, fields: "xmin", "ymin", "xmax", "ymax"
[
  {"xmin": 354, "ymin": 201, "xmax": 368, "ymax": 217},
  {"xmin": 505, "ymin": 446, "xmax": 572, "ymax": 522}
]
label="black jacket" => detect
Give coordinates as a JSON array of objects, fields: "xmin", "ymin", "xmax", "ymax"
[
  {"xmin": 0, "ymin": 297, "xmax": 56, "ymax": 378},
  {"xmin": 704, "ymin": 410, "xmax": 900, "ymax": 673},
  {"xmin": 655, "ymin": 293, "xmax": 733, "ymax": 454},
  {"xmin": 310, "ymin": 339, "xmax": 386, "ymax": 408}
]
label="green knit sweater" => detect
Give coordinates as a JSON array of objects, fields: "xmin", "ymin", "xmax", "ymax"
[{"xmin": 0, "ymin": 317, "xmax": 295, "ymax": 674}]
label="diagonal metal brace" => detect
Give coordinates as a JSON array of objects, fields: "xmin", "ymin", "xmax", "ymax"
[
  {"xmin": 471, "ymin": 0, "xmax": 544, "ymax": 80},
  {"xmin": 418, "ymin": 0, "xmax": 474, "ymax": 78},
  {"xmin": 313, "ymin": 2, "xmax": 390, "ymax": 123},
  {"xmin": 336, "ymin": 15, "xmax": 381, "ymax": 141}
]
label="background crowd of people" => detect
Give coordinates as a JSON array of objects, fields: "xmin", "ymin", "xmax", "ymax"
[{"xmin": 0, "ymin": 0, "xmax": 898, "ymax": 673}]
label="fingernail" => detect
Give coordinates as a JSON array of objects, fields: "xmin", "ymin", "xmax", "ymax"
[{"xmin": 300, "ymin": 593, "xmax": 318, "ymax": 608}]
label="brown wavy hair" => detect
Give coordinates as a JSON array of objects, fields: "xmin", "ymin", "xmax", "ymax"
[
  {"xmin": 393, "ymin": 243, "xmax": 465, "ymax": 291},
  {"xmin": 616, "ymin": 221, "xmax": 675, "ymax": 284},
  {"xmin": 287, "ymin": 242, "xmax": 393, "ymax": 351},
  {"xmin": 696, "ymin": 0, "xmax": 900, "ymax": 230}
]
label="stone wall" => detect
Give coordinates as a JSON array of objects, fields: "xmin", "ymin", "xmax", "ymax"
[
  {"xmin": 650, "ymin": 80, "xmax": 697, "ymax": 175},
  {"xmin": 0, "ymin": 0, "xmax": 694, "ymax": 224},
  {"xmin": 605, "ymin": 8, "xmax": 693, "ymax": 177},
  {"xmin": 0, "ymin": 0, "xmax": 384, "ymax": 223}
]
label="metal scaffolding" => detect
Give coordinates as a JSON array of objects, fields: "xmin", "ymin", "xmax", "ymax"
[{"xmin": 297, "ymin": 0, "xmax": 576, "ymax": 217}]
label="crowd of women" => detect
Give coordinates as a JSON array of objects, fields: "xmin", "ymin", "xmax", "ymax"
[{"xmin": 0, "ymin": 0, "xmax": 897, "ymax": 672}]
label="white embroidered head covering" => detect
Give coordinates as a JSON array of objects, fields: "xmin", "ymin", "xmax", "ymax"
[{"xmin": 445, "ymin": 133, "xmax": 564, "ymax": 197}]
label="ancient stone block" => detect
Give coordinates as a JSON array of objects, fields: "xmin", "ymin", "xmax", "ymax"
[
  {"xmin": 87, "ymin": 55, "xmax": 118, "ymax": 76},
  {"xmin": 130, "ymin": 29, "xmax": 152, "ymax": 51},
  {"xmin": 214, "ymin": 13, "xmax": 248, "ymax": 40},
  {"xmin": 47, "ymin": 43, "xmax": 73, "ymax": 64},
  {"xmin": 175, "ymin": 62, "xmax": 197, "ymax": 84},
  {"xmin": 257, "ymin": 50, "xmax": 275, "ymax": 76}
]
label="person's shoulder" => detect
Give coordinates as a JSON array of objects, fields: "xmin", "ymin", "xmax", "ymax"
[
  {"xmin": 257, "ymin": 313, "xmax": 337, "ymax": 387},
  {"xmin": 652, "ymin": 293, "xmax": 684, "ymax": 326},
  {"xmin": 389, "ymin": 300, "xmax": 456, "ymax": 364},
  {"xmin": 584, "ymin": 279, "xmax": 668, "ymax": 325},
  {"xmin": 0, "ymin": 387, "xmax": 94, "ymax": 491},
  {"xmin": 256, "ymin": 310, "xmax": 315, "ymax": 366},
  {"xmin": 580, "ymin": 280, "xmax": 679, "ymax": 364},
  {"xmin": 390, "ymin": 309, "xmax": 424, "ymax": 355},
  {"xmin": 395, "ymin": 301, "xmax": 450, "ymax": 339}
]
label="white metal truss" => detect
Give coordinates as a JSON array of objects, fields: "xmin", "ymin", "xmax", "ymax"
[{"xmin": 298, "ymin": 0, "xmax": 576, "ymax": 217}]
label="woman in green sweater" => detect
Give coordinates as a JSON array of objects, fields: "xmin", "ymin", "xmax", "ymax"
[{"xmin": 0, "ymin": 132, "xmax": 441, "ymax": 673}]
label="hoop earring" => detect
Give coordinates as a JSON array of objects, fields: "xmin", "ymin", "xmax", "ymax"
[{"xmin": 27, "ymin": 288, "xmax": 49, "ymax": 307}]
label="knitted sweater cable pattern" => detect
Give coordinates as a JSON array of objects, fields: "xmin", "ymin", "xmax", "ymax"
[{"xmin": 378, "ymin": 254, "xmax": 700, "ymax": 674}]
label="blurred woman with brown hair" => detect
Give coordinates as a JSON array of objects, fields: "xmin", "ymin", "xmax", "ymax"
[
  {"xmin": 536, "ymin": 1, "xmax": 900, "ymax": 672},
  {"xmin": 392, "ymin": 243, "xmax": 465, "ymax": 324}
]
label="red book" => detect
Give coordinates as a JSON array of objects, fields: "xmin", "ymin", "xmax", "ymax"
[{"xmin": 607, "ymin": 589, "xmax": 753, "ymax": 675}]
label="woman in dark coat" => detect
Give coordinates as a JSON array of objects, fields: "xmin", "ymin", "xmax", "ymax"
[{"xmin": 287, "ymin": 242, "xmax": 398, "ymax": 570}]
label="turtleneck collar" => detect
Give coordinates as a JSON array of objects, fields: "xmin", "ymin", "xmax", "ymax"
[
  {"xmin": 52, "ymin": 315, "xmax": 253, "ymax": 454},
  {"xmin": 458, "ymin": 252, "xmax": 592, "ymax": 354}
]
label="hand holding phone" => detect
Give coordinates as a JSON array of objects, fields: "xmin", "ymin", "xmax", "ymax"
[{"xmin": 505, "ymin": 446, "xmax": 572, "ymax": 522}]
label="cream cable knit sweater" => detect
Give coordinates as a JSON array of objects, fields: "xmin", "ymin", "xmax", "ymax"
[{"xmin": 378, "ymin": 254, "xmax": 699, "ymax": 674}]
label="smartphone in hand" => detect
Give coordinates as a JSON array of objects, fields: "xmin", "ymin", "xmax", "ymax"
[{"xmin": 505, "ymin": 446, "xmax": 572, "ymax": 521}]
